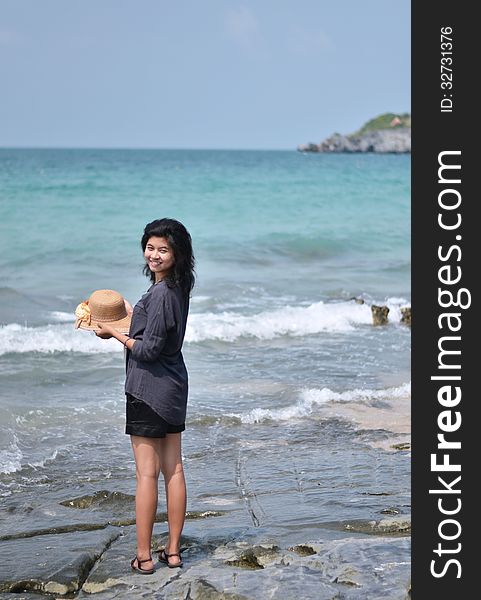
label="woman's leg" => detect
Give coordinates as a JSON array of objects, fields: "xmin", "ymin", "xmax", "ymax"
[
  {"xmin": 130, "ymin": 435, "xmax": 162, "ymax": 570},
  {"xmin": 159, "ymin": 432, "xmax": 186, "ymax": 566}
]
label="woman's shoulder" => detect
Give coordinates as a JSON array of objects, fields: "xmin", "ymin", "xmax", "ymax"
[
  {"xmin": 148, "ymin": 280, "xmax": 185, "ymax": 302},
  {"xmin": 150, "ymin": 280, "xmax": 174, "ymax": 294}
]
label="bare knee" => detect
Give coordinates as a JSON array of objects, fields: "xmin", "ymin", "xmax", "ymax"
[
  {"xmin": 161, "ymin": 462, "xmax": 184, "ymax": 481},
  {"xmin": 136, "ymin": 466, "xmax": 161, "ymax": 481}
]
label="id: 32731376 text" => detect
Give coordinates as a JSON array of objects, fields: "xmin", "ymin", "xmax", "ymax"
[{"xmin": 440, "ymin": 26, "xmax": 453, "ymax": 113}]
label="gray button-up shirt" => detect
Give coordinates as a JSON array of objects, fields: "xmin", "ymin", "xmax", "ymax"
[{"xmin": 125, "ymin": 280, "xmax": 189, "ymax": 425}]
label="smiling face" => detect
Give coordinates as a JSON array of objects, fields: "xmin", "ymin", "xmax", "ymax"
[{"xmin": 144, "ymin": 236, "xmax": 175, "ymax": 282}]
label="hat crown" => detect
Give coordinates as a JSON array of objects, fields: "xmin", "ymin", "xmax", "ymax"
[{"xmin": 88, "ymin": 289, "xmax": 127, "ymax": 322}]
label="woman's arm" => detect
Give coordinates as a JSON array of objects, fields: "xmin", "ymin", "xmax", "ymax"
[
  {"xmin": 128, "ymin": 290, "xmax": 173, "ymax": 361},
  {"xmin": 95, "ymin": 288, "xmax": 174, "ymax": 360}
]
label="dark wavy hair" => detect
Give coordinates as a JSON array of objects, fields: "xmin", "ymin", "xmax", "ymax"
[{"xmin": 141, "ymin": 218, "xmax": 195, "ymax": 295}]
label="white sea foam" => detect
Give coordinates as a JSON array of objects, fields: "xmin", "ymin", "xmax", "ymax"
[
  {"xmin": 0, "ymin": 440, "xmax": 63, "ymax": 475},
  {"xmin": 0, "ymin": 323, "xmax": 121, "ymax": 356},
  {"xmin": 1, "ymin": 297, "xmax": 411, "ymax": 354},
  {"xmin": 300, "ymin": 381, "xmax": 411, "ymax": 406},
  {"xmin": 186, "ymin": 300, "xmax": 373, "ymax": 342},
  {"xmin": 228, "ymin": 382, "xmax": 411, "ymax": 424},
  {"xmin": 0, "ymin": 434, "xmax": 23, "ymax": 474},
  {"xmin": 384, "ymin": 296, "xmax": 410, "ymax": 305}
]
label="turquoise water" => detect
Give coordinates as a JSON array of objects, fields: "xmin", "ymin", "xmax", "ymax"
[
  {"xmin": 0, "ymin": 150, "xmax": 411, "ymax": 591},
  {"xmin": 0, "ymin": 149, "xmax": 410, "ymax": 302}
]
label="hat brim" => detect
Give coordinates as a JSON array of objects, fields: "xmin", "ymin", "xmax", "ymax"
[{"xmin": 76, "ymin": 314, "xmax": 132, "ymax": 335}]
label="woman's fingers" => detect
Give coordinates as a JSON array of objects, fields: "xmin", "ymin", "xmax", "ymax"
[
  {"xmin": 94, "ymin": 324, "xmax": 113, "ymax": 339},
  {"xmin": 95, "ymin": 331, "xmax": 113, "ymax": 339}
]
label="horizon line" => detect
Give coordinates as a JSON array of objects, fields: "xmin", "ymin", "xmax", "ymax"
[{"xmin": 0, "ymin": 145, "xmax": 296, "ymax": 152}]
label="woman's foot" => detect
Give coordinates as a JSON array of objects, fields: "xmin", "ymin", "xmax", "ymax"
[
  {"xmin": 159, "ymin": 547, "xmax": 183, "ymax": 567},
  {"xmin": 131, "ymin": 555, "xmax": 155, "ymax": 574}
]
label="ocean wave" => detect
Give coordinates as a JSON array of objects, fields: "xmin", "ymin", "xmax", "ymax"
[
  {"xmin": 186, "ymin": 300, "xmax": 371, "ymax": 342},
  {"xmin": 186, "ymin": 297, "xmax": 411, "ymax": 342},
  {"xmin": 300, "ymin": 381, "xmax": 411, "ymax": 407},
  {"xmin": 0, "ymin": 323, "xmax": 121, "ymax": 356},
  {"xmin": 226, "ymin": 382, "xmax": 411, "ymax": 424},
  {"xmin": 1, "ymin": 298, "xmax": 410, "ymax": 354}
]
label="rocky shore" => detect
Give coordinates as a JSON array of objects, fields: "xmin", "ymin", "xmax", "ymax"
[
  {"xmin": 298, "ymin": 128, "xmax": 410, "ymax": 154},
  {"xmin": 298, "ymin": 113, "xmax": 411, "ymax": 154},
  {"xmin": 0, "ymin": 508, "xmax": 411, "ymax": 599}
]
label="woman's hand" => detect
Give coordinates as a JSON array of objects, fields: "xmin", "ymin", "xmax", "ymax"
[{"xmin": 95, "ymin": 322, "xmax": 114, "ymax": 339}]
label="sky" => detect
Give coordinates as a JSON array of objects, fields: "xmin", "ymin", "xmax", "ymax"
[{"xmin": 0, "ymin": 1, "xmax": 410, "ymax": 150}]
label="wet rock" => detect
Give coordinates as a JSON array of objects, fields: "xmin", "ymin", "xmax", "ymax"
[
  {"xmin": 0, "ymin": 526, "xmax": 120, "ymax": 595},
  {"xmin": 224, "ymin": 544, "xmax": 281, "ymax": 570},
  {"xmin": 154, "ymin": 531, "xmax": 228, "ymax": 563},
  {"xmin": 332, "ymin": 565, "xmax": 363, "ymax": 587},
  {"xmin": 186, "ymin": 510, "xmax": 228, "ymax": 520},
  {"xmin": 289, "ymin": 543, "xmax": 317, "ymax": 556},
  {"xmin": 81, "ymin": 526, "xmax": 240, "ymax": 596},
  {"xmin": 226, "ymin": 550, "xmax": 263, "ymax": 570},
  {"xmin": 391, "ymin": 442, "xmax": 411, "ymax": 451},
  {"xmin": 375, "ymin": 516, "xmax": 412, "ymax": 535},
  {"xmin": 189, "ymin": 579, "xmax": 251, "ymax": 599},
  {"xmin": 371, "ymin": 304, "xmax": 389, "ymax": 325},
  {"xmin": 343, "ymin": 515, "xmax": 411, "ymax": 536},
  {"xmin": 60, "ymin": 490, "xmax": 134, "ymax": 511},
  {"xmin": 78, "ymin": 529, "xmax": 409, "ymax": 599},
  {"xmin": 0, "ymin": 594, "xmax": 57, "ymax": 600},
  {"xmin": 184, "ymin": 562, "xmax": 342, "ymax": 600},
  {"xmin": 61, "ymin": 491, "xmax": 225, "ymax": 519},
  {"xmin": 0, "ymin": 522, "xmax": 108, "ymax": 542},
  {"xmin": 349, "ymin": 297, "xmax": 365, "ymax": 304},
  {"xmin": 79, "ymin": 525, "xmax": 189, "ymax": 597},
  {"xmin": 380, "ymin": 507, "xmax": 401, "ymax": 515},
  {"xmin": 310, "ymin": 536, "xmax": 411, "ymax": 598},
  {"xmin": 110, "ymin": 509, "xmax": 226, "ymax": 528},
  {"xmin": 400, "ymin": 307, "xmax": 412, "ymax": 326},
  {"xmin": 135, "ymin": 510, "xmax": 224, "ymax": 527},
  {"xmin": 58, "ymin": 491, "xmax": 226, "ymax": 529}
]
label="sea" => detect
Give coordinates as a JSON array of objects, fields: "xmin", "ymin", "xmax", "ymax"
[{"xmin": 0, "ymin": 149, "xmax": 411, "ymax": 598}]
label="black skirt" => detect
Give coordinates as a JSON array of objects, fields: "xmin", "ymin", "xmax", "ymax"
[{"xmin": 125, "ymin": 393, "xmax": 185, "ymax": 438}]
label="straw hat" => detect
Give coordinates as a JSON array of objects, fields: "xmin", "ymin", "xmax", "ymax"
[{"xmin": 74, "ymin": 289, "xmax": 132, "ymax": 334}]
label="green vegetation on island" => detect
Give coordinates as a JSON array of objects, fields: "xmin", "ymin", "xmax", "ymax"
[{"xmin": 353, "ymin": 113, "xmax": 411, "ymax": 136}]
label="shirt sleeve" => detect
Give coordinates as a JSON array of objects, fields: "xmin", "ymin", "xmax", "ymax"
[{"xmin": 130, "ymin": 287, "xmax": 175, "ymax": 362}]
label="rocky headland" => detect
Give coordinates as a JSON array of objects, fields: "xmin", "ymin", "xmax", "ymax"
[{"xmin": 298, "ymin": 112, "xmax": 411, "ymax": 154}]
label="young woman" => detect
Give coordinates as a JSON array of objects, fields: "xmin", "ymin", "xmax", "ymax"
[{"xmin": 95, "ymin": 218, "xmax": 195, "ymax": 574}]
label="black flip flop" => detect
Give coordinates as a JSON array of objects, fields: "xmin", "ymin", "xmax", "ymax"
[
  {"xmin": 130, "ymin": 555, "xmax": 155, "ymax": 574},
  {"xmin": 158, "ymin": 548, "xmax": 183, "ymax": 568}
]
